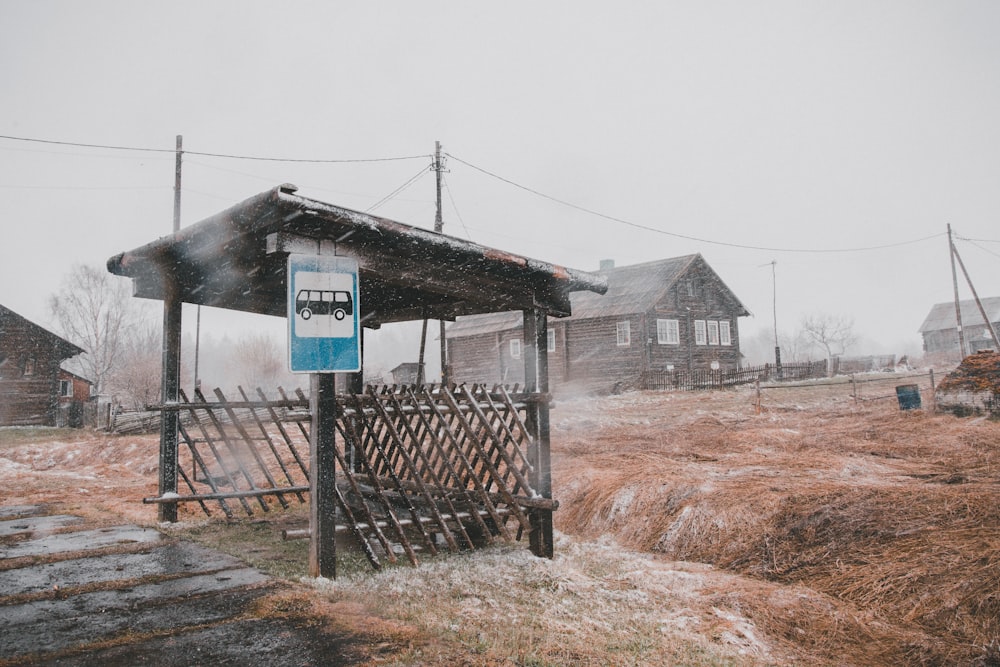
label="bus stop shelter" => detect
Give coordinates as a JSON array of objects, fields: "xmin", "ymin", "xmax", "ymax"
[{"xmin": 107, "ymin": 184, "xmax": 607, "ymax": 577}]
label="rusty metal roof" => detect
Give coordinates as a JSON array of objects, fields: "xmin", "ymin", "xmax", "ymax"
[{"xmin": 106, "ymin": 185, "xmax": 606, "ymax": 327}]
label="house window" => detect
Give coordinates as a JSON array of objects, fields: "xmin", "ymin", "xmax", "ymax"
[
  {"xmin": 60, "ymin": 380, "xmax": 73, "ymax": 397},
  {"xmin": 720, "ymin": 321, "xmax": 732, "ymax": 346},
  {"xmin": 510, "ymin": 339, "xmax": 521, "ymax": 359},
  {"xmin": 694, "ymin": 320, "xmax": 707, "ymax": 346},
  {"xmin": 617, "ymin": 321, "xmax": 631, "ymax": 347},
  {"xmin": 23, "ymin": 357, "xmax": 35, "ymax": 376},
  {"xmin": 657, "ymin": 319, "xmax": 680, "ymax": 345},
  {"xmin": 547, "ymin": 329, "xmax": 556, "ymax": 352},
  {"xmin": 707, "ymin": 320, "xmax": 720, "ymax": 345}
]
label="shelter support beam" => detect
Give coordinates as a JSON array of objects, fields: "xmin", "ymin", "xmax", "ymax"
[
  {"xmin": 309, "ymin": 373, "xmax": 338, "ymax": 579},
  {"xmin": 158, "ymin": 285, "xmax": 182, "ymax": 522},
  {"xmin": 523, "ymin": 308, "xmax": 554, "ymax": 558}
]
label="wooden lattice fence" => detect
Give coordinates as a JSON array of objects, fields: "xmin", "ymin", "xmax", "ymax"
[{"xmin": 146, "ymin": 383, "xmax": 548, "ymax": 571}]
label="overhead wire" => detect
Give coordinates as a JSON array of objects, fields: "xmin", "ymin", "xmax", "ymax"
[
  {"xmin": 445, "ymin": 152, "xmax": 947, "ymax": 255},
  {"xmin": 0, "ymin": 133, "xmax": 979, "ymax": 256},
  {"xmin": 955, "ymin": 235, "xmax": 1000, "ymax": 262},
  {"xmin": 441, "ymin": 173, "xmax": 473, "ymax": 240},
  {"xmin": 0, "ymin": 134, "xmax": 430, "ymax": 164},
  {"xmin": 365, "ymin": 164, "xmax": 432, "ymax": 212}
]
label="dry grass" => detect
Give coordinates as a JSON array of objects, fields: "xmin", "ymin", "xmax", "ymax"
[
  {"xmin": 553, "ymin": 383, "xmax": 1000, "ymax": 666},
  {"xmin": 4, "ymin": 377, "xmax": 1000, "ymax": 665}
]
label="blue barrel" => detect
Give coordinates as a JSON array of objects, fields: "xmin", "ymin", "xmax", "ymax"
[{"xmin": 896, "ymin": 384, "xmax": 921, "ymax": 410}]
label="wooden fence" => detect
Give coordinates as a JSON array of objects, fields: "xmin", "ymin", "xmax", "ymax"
[
  {"xmin": 144, "ymin": 383, "xmax": 546, "ymax": 572},
  {"xmin": 641, "ymin": 360, "xmax": 828, "ymax": 391}
]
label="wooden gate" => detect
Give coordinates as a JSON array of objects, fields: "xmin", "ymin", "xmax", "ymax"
[{"xmin": 146, "ymin": 384, "xmax": 551, "ymax": 571}]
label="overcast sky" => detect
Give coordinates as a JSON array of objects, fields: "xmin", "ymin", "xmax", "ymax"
[{"xmin": 2, "ymin": 1, "xmax": 999, "ymax": 365}]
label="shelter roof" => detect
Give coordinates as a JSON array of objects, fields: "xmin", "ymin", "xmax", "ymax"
[
  {"xmin": 918, "ymin": 297, "xmax": 1000, "ymax": 333},
  {"xmin": 446, "ymin": 254, "xmax": 750, "ymax": 337},
  {"xmin": 107, "ymin": 185, "xmax": 606, "ymax": 326}
]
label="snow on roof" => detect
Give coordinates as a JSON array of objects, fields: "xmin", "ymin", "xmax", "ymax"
[
  {"xmin": 918, "ymin": 297, "xmax": 1000, "ymax": 333},
  {"xmin": 447, "ymin": 254, "xmax": 750, "ymax": 338}
]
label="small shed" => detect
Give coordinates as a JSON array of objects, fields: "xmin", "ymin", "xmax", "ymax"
[
  {"xmin": 107, "ymin": 184, "xmax": 606, "ymax": 577},
  {"xmin": 390, "ymin": 362, "xmax": 422, "ymax": 385}
]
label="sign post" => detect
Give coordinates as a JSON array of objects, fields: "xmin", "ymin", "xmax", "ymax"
[{"xmin": 287, "ymin": 254, "xmax": 360, "ymax": 579}]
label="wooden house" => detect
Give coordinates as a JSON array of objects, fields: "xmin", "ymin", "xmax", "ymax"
[
  {"xmin": 0, "ymin": 304, "xmax": 84, "ymax": 426},
  {"xmin": 919, "ymin": 297, "xmax": 1000, "ymax": 358},
  {"xmin": 57, "ymin": 368, "xmax": 94, "ymax": 428},
  {"xmin": 446, "ymin": 254, "xmax": 750, "ymax": 394}
]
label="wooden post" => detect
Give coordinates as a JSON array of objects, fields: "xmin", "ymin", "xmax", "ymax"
[
  {"xmin": 309, "ymin": 373, "xmax": 338, "ymax": 579},
  {"xmin": 158, "ymin": 283, "xmax": 182, "ymax": 522},
  {"xmin": 157, "ymin": 134, "xmax": 184, "ymax": 523},
  {"xmin": 524, "ymin": 309, "xmax": 554, "ymax": 559}
]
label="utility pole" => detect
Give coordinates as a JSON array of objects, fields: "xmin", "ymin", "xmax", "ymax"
[
  {"xmin": 418, "ymin": 142, "xmax": 449, "ymax": 386},
  {"xmin": 760, "ymin": 260, "xmax": 781, "ymax": 378},
  {"xmin": 173, "ymin": 135, "xmax": 182, "ymax": 233},
  {"xmin": 948, "ymin": 224, "xmax": 967, "ymax": 358},
  {"xmin": 951, "ymin": 230, "xmax": 1000, "ymax": 352},
  {"xmin": 434, "ymin": 141, "xmax": 449, "ymax": 386}
]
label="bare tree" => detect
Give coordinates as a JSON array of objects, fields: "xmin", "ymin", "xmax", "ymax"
[
  {"xmin": 800, "ymin": 314, "xmax": 857, "ymax": 367},
  {"xmin": 49, "ymin": 264, "xmax": 145, "ymax": 396},
  {"xmin": 106, "ymin": 321, "xmax": 162, "ymax": 410},
  {"xmin": 230, "ymin": 332, "xmax": 287, "ymax": 391}
]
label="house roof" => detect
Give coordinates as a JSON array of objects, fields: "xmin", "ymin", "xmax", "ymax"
[
  {"xmin": 918, "ymin": 297, "xmax": 1000, "ymax": 333},
  {"xmin": 0, "ymin": 304, "xmax": 84, "ymax": 359},
  {"xmin": 107, "ymin": 185, "xmax": 607, "ymax": 326},
  {"xmin": 446, "ymin": 254, "xmax": 750, "ymax": 337}
]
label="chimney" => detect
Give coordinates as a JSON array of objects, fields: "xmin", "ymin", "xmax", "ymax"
[{"xmin": 599, "ymin": 259, "xmax": 615, "ymax": 272}]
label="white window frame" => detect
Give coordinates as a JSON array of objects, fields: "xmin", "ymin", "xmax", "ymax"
[
  {"xmin": 60, "ymin": 380, "xmax": 73, "ymax": 397},
  {"xmin": 616, "ymin": 321, "xmax": 631, "ymax": 347},
  {"xmin": 510, "ymin": 339, "xmax": 521, "ymax": 359},
  {"xmin": 707, "ymin": 320, "xmax": 720, "ymax": 346},
  {"xmin": 694, "ymin": 320, "xmax": 707, "ymax": 346},
  {"xmin": 720, "ymin": 321, "xmax": 732, "ymax": 346},
  {"xmin": 547, "ymin": 328, "xmax": 556, "ymax": 352},
  {"xmin": 656, "ymin": 318, "xmax": 680, "ymax": 345}
]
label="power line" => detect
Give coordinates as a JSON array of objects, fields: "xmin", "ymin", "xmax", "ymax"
[
  {"xmin": 441, "ymin": 174, "xmax": 473, "ymax": 240},
  {"xmin": 956, "ymin": 236, "xmax": 1000, "ymax": 262},
  {"xmin": 365, "ymin": 164, "xmax": 432, "ymax": 212},
  {"xmin": 0, "ymin": 134, "xmax": 430, "ymax": 164},
  {"xmin": 446, "ymin": 152, "xmax": 946, "ymax": 255},
  {"xmin": 0, "ymin": 183, "xmax": 166, "ymax": 191}
]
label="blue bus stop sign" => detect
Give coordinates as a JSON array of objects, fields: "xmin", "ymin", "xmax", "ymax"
[{"xmin": 287, "ymin": 254, "xmax": 361, "ymax": 373}]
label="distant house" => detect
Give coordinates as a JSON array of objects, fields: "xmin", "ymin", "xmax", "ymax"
[
  {"xmin": 919, "ymin": 297, "xmax": 1000, "ymax": 358},
  {"xmin": 390, "ymin": 362, "xmax": 422, "ymax": 385},
  {"xmin": 445, "ymin": 254, "xmax": 750, "ymax": 394},
  {"xmin": 0, "ymin": 304, "xmax": 85, "ymax": 426},
  {"xmin": 57, "ymin": 368, "xmax": 94, "ymax": 428}
]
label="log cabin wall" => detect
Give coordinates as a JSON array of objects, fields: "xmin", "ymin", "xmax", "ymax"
[
  {"xmin": 0, "ymin": 306, "xmax": 82, "ymax": 426},
  {"xmin": 446, "ymin": 254, "xmax": 750, "ymax": 395}
]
